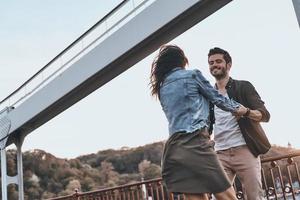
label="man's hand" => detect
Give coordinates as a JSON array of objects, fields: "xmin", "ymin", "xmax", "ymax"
[
  {"xmin": 234, "ymin": 104, "xmax": 248, "ymax": 117},
  {"xmin": 246, "ymin": 109, "xmax": 263, "ymax": 122},
  {"xmin": 233, "ymin": 105, "xmax": 263, "ymax": 122}
]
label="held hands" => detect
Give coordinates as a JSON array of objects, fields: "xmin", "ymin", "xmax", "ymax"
[
  {"xmin": 233, "ymin": 105, "xmax": 263, "ymax": 121},
  {"xmin": 234, "ymin": 104, "xmax": 249, "ymax": 118}
]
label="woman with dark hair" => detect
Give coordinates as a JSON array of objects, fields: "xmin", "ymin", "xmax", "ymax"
[{"xmin": 150, "ymin": 45, "xmax": 246, "ymax": 200}]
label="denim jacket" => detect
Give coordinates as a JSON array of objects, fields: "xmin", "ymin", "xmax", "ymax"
[{"xmin": 159, "ymin": 67, "xmax": 239, "ymax": 136}]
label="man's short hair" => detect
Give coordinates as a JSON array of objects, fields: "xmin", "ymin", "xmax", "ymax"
[{"xmin": 208, "ymin": 47, "xmax": 232, "ymax": 64}]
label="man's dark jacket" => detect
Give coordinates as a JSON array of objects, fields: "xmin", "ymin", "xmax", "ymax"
[{"xmin": 210, "ymin": 78, "xmax": 271, "ymax": 157}]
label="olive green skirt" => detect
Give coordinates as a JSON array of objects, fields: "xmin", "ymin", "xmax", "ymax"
[{"xmin": 161, "ymin": 129, "xmax": 231, "ymax": 194}]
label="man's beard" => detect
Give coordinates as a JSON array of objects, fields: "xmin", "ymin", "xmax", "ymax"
[{"xmin": 211, "ymin": 67, "xmax": 227, "ymax": 80}]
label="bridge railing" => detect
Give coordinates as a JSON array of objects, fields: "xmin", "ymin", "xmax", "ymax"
[
  {"xmin": 0, "ymin": 0, "xmax": 154, "ymax": 112},
  {"xmin": 260, "ymin": 151, "xmax": 300, "ymax": 200},
  {"xmin": 48, "ymin": 178, "xmax": 167, "ymax": 200},
  {"xmin": 48, "ymin": 151, "xmax": 300, "ymax": 200}
]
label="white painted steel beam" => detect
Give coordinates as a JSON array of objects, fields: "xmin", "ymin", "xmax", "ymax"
[
  {"xmin": 0, "ymin": 0, "xmax": 232, "ymax": 147},
  {"xmin": 293, "ymin": 0, "xmax": 300, "ymax": 27}
]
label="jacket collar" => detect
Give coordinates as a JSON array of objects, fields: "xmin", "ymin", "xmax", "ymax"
[
  {"xmin": 215, "ymin": 77, "xmax": 234, "ymax": 89},
  {"xmin": 165, "ymin": 67, "xmax": 183, "ymax": 78},
  {"xmin": 170, "ymin": 67, "xmax": 183, "ymax": 73},
  {"xmin": 225, "ymin": 77, "xmax": 234, "ymax": 89}
]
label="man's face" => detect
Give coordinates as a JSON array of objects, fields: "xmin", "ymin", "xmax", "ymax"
[{"xmin": 208, "ymin": 54, "xmax": 231, "ymax": 80}]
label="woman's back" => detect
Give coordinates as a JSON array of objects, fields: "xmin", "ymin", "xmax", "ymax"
[{"xmin": 159, "ymin": 67, "xmax": 210, "ymax": 136}]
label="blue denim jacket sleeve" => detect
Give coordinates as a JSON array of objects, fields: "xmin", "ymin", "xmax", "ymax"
[{"xmin": 193, "ymin": 69, "xmax": 240, "ymax": 112}]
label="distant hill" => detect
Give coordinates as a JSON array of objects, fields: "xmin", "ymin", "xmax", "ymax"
[
  {"xmin": 2, "ymin": 142, "xmax": 299, "ymax": 199},
  {"xmin": 4, "ymin": 142, "xmax": 163, "ymax": 199}
]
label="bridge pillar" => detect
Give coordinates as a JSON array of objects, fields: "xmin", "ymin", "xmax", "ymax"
[
  {"xmin": 16, "ymin": 136, "xmax": 24, "ymax": 200},
  {"xmin": 0, "ymin": 107, "xmax": 24, "ymax": 200},
  {"xmin": 0, "ymin": 141, "xmax": 8, "ymax": 200}
]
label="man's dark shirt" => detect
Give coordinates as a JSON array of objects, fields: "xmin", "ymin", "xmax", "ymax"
[{"xmin": 210, "ymin": 77, "xmax": 271, "ymax": 157}]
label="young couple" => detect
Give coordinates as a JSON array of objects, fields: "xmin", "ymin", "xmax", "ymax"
[{"xmin": 150, "ymin": 45, "xmax": 270, "ymax": 200}]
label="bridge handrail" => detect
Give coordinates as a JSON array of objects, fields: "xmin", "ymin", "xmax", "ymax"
[
  {"xmin": 261, "ymin": 150, "xmax": 300, "ymax": 163},
  {"xmin": 48, "ymin": 178, "xmax": 162, "ymax": 200}
]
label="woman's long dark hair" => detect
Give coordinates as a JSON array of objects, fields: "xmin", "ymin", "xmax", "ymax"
[{"xmin": 150, "ymin": 45, "xmax": 188, "ymax": 98}]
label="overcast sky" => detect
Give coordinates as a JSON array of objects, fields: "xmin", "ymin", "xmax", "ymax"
[{"xmin": 1, "ymin": 0, "xmax": 299, "ymax": 158}]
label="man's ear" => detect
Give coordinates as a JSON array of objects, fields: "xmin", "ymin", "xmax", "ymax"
[{"xmin": 227, "ymin": 62, "xmax": 232, "ymax": 71}]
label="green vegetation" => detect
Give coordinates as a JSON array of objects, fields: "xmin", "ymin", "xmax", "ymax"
[{"xmin": 1, "ymin": 142, "xmax": 163, "ymax": 199}]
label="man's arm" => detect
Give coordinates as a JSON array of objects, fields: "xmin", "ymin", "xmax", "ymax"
[
  {"xmin": 244, "ymin": 109, "xmax": 263, "ymax": 122},
  {"xmin": 243, "ymin": 81, "xmax": 270, "ymax": 122}
]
